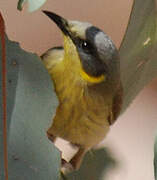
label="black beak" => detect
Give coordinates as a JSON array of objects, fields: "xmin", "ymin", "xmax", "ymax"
[{"xmin": 42, "ymin": 10, "xmax": 71, "ymax": 36}]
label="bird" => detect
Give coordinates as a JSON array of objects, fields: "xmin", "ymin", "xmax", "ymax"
[{"xmin": 41, "ymin": 10, "xmax": 123, "ymax": 171}]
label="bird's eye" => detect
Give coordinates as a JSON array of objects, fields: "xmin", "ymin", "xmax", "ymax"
[
  {"xmin": 81, "ymin": 41, "xmax": 91, "ymax": 53},
  {"xmin": 82, "ymin": 41, "xmax": 88, "ymax": 48}
]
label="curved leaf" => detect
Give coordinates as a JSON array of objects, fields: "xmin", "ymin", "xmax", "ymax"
[
  {"xmin": 17, "ymin": 0, "xmax": 25, "ymax": 11},
  {"xmin": 0, "ymin": 35, "xmax": 61, "ymax": 179},
  {"xmin": 119, "ymin": 0, "xmax": 157, "ymax": 112},
  {"xmin": 17, "ymin": 0, "xmax": 47, "ymax": 12}
]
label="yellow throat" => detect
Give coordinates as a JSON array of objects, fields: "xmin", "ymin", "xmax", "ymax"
[{"xmin": 63, "ymin": 35, "xmax": 105, "ymax": 84}]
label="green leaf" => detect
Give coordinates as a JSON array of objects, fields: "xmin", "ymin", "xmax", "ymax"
[
  {"xmin": 17, "ymin": 0, "xmax": 47, "ymax": 12},
  {"xmin": 17, "ymin": 0, "xmax": 25, "ymax": 11},
  {"xmin": 0, "ymin": 35, "xmax": 61, "ymax": 179},
  {"xmin": 119, "ymin": 0, "xmax": 157, "ymax": 113}
]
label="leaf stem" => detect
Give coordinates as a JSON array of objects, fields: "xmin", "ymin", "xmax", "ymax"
[{"xmin": 0, "ymin": 12, "xmax": 8, "ymax": 180}]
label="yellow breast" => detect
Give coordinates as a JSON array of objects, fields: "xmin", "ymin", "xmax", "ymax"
[
  {"xmin": 47, "ymin": 60, "xmax": 111, "ymax": 148},
  {"xmin": 42, "ymin": 40, "xmax": 112, "ymax": 148}
]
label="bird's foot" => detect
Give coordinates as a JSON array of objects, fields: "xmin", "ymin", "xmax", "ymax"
[{"xmin": 61, "ymin": 158, "xmax": 74, "ymax": 174}]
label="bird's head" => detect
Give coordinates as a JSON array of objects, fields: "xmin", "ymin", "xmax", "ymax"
[{"xmin": 42, "ymin": 11, "xmax": 120, "ymax": 86}]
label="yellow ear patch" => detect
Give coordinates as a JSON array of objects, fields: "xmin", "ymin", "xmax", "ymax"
[{"xmin": 80, "ymin": 69, "xmax": 105, "ymax": 83}]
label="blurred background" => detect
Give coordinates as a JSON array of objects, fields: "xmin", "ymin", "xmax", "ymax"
[{"xmin": 1, "ymin": 0, "xmax": 157, "ymax": 179}]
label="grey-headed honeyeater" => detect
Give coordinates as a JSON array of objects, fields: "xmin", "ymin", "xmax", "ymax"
[{"xmin": 41, "ymin": 11, "xmax": 123, "ymax": 171}]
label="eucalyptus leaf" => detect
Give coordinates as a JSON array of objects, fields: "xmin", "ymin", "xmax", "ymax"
[
  {"xmin": 0, "ymin": 35, "xmax": 61, "ymax": 179},
  {"xmin": 17, "ymin": 0, "xmax": 47, "ymax": 12},
  {"xmin": 119, "ymin": 0, "xmax": 157, "ymax": 112},
  {"xmin": 17, "ymin": 0, "xmax": 25, "ymax": 11}
]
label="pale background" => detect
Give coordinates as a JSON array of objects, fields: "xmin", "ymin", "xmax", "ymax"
[{"xmin": 1, "ymin": 0, "xmax": 157, "ymax": 179}]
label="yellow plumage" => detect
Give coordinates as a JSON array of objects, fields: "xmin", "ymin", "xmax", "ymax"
[
  {"xmin": 41, "ymin": 11, "xmax": 123, "ymax": 170},
  {"xmin": 43, "ymin": 35, "xmax": 111, "ymax": 148}
]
